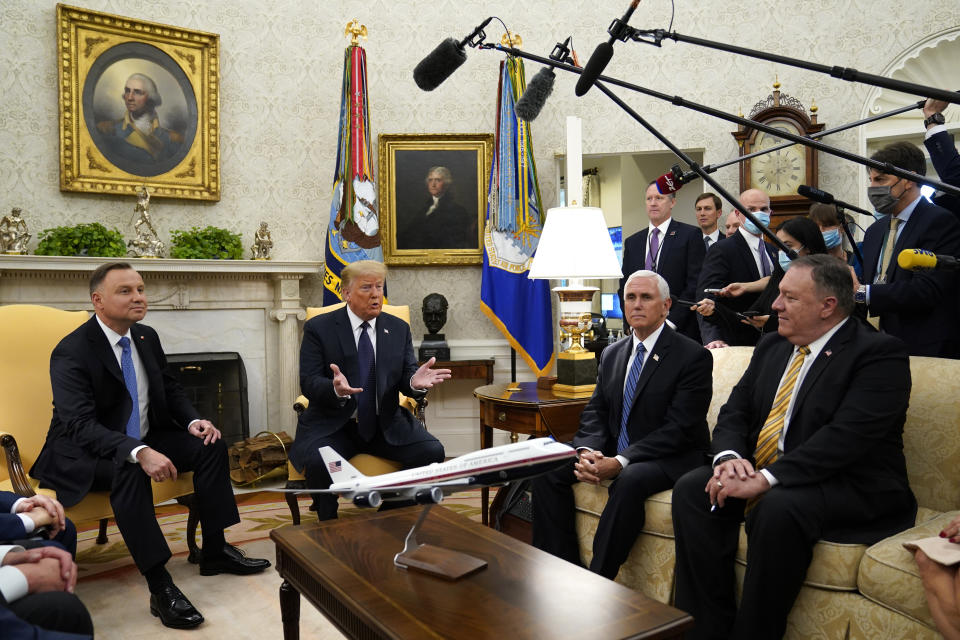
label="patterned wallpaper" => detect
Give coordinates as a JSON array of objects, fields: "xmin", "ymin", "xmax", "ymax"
[{"xmin": 0, "ymin": 0, "xmax": 955, "ymax": 343}]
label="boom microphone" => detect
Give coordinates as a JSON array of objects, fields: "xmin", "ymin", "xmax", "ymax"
[
  {"xmin": 655, "ymin": 165, "xmax": 699, "ymax": 195},
  {"xmin": 575, "ymin": 0, "xmax": 641, "ymax": 97},
  {"xmin": 797, "ymin": 184, "xmax": 873, "ymax": 217},
  {"xmin": 516, "ymin": 67, "xmax": 555, "ymax": 121},
  {"xmin": 897, "ymin": 249, "xmax": 960, "ymax": 271},
  {"xmin": 413, "ymin": 17, "xmax": 493, "ymax": 91}
]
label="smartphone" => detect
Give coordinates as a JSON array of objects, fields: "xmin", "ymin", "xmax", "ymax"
[
  {"xmin": 703, "ymin": 288, "xmax": 723, "ymax": 294},
  {"xmin": 739, "ymin": 310, "xmax": 761, "ymax": 318}
]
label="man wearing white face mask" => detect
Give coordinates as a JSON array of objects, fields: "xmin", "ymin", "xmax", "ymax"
[
  {"xmin": 694, "ymin": 189, "xmax": 778, "ymax": 348},
  {"xmin": 859, "ymin": 142, "xmax": 960, "ymax": 358}
]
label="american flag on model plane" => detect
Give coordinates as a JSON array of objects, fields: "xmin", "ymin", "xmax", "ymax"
[{"xmin": 328, "ymin": 460, "xmax": 342, "ymax": 474}]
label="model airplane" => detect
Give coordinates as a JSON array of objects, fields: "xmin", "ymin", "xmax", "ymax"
[{"xmin": 271, "ymin": 437, "xmax": 576, "ymax": 508}]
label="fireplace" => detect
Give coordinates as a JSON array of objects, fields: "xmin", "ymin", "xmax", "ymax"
[{"xmin": 166, "ymin": 352, "xmax": 249, "ymax": 446}]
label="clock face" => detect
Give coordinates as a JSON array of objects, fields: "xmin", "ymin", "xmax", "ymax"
[{"xmin": 749, "ymin": 125, "xmax": 807, "ymax": 195}]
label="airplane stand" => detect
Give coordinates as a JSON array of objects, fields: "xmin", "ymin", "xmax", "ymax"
[{"xmin": 393, "ymin": 505, "xmax": 488, "ymax": 580}]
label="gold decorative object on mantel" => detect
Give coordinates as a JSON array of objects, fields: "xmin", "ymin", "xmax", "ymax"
[
  {"xmin": 251, "ymin": 221, "xmax": 273, "ymax": 260},
  {"xmin": 0, "ymin": 207, "xmax": 31, "ymax": 255},
  {"xmin": 127, "ymin": 186, "xmax": 165, "ymax": 258},
  {"xmin": 345, "ymin": 19, "xmax": 367, "ymax": 46}
]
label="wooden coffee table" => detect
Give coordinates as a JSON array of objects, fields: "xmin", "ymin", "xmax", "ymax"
[{"xmin": 271, "ymin": 506, "xmax": 693, "ymax": 640}]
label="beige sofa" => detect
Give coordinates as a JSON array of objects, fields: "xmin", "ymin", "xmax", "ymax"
[{"xmin": 571, "ymin": 346, "xmax": 960, "ymax": 639}]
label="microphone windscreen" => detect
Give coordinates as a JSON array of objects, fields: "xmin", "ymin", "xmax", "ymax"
[
  {"xmin": 797, "ymin": 185, "xmax": 834, "ymax": 205},
  {"xmin": 413, "ymin": 38, "xmax": 467, "ymax": 91},
  {"xmin": 516, "ymin": 67, "xmax": 555, "ymax": 122},
  {"xmin": 655, "ymin": 172, "xmax": 681, "ymax": 195},
  {"xmin": 897, "ymin": 248, "xmax": 937, "ymax": 271},
  {"xmin": 575, "ymin": 42, "xmax": 614, "ymax": 97}
]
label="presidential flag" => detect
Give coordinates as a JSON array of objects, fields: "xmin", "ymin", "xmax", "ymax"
[
  {"xmin": 480, "ymin": 57, "xmax": 554, "ymax": 377},
  {"xmin": 323, "ymin": 44, "xmax": 383, "ymax": 304}
]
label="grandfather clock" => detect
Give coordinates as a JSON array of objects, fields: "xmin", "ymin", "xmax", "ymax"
[{"xmin": 732, "ymin": 79, "xmax": 825, "ymax": 224}]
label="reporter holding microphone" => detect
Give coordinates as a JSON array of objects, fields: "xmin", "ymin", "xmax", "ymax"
[{"xmin": 858, "ymin": 141, "xmax": 960, "ymax": 358}]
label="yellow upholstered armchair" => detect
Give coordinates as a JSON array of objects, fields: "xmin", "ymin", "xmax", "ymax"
[
  {"xmin": 0, "ymin": 304, "xmax": 200, "ymax": 560},
  {"xmin": 285, "ymin": 303, "xmax": 426, "ymax": 524}
]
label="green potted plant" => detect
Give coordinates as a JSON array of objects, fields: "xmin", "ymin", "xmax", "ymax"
[
  {"xmin": 170, "ymin": 225, "xmax": 243, "ymax": 259},
  {"xmin": 34, "ymin": 222, "xmax": 126, "ymax": 257}
]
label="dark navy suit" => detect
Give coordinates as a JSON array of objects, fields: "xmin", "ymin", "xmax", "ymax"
[
  {"xmin": 925, "ymin": 130, "xmax": 960, "ymax": 217},
  {"xmin": 619, "ymin": 219, "xmax": 706, "ymax": 340},
  {"xmin": 861, "ymin": 198, "xmax": 960, "ymax": 358}
]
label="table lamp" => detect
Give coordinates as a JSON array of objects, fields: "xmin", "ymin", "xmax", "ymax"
[{"xmin": 528, "ymin": 116, "xmax": 622, "ymax": 397}]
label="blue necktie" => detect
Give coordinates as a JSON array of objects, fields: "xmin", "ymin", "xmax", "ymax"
[
  {"xmin": 119, "ymin": 336, "xmax": 140, "ymax": 439},
  {"xmin": 617, "ymin": 343, "xmax": 646, "ymax": 453},
  {"xmin": 356, "ymin": 321, "xmax": 377, "ymax": 441}
]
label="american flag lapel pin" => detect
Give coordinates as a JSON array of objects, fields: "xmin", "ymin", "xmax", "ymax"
[
  {"xmin": 653, "ymin": 353, "xmax": 660, "ymax": 361},
  {"xmin": 669, "ymin": 230, "xmax": 676, "ymax": 236},
  {"xmin": 384, "ymin": 328, "xmax": 389, "ymax": 334},
  {"xmin": 825, "ymin": 349, "xmax": 832, "ymax": 357}
]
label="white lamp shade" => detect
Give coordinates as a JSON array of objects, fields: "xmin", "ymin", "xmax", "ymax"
[{"xmin": 528, "ymin": 207, "xmax": 623, "ymax": 280}]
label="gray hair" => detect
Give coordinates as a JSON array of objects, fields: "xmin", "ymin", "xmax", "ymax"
[
  {"xmin": 426, "ymin": 166, "xmax": 453, "ymax": 186},
  {"xmin": 790, "ymin": 254, "xmax": 854, "ymax": 317},
  {"xmin": 623, "ymin": 269, "xmax": 670, "ymax": 300},
  {"xmin": 126, "ymin": 73, "xmax": 162, "ymax": 107},
  {"xmin": 341, "ymin": 260, "xmax": 387, "ymax": 290}
]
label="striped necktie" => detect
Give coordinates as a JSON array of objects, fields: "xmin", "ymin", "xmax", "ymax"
[
  {"xmin": 876, "ymin": 216, "xmax": 902, "ymax": 284},
  {"xmin": 753, "ymin": 345, "xmax": 810, "ymax": 469},
  {"xmin": 617, "ymin": 343, "xmax": 647, "ymax": 453}
]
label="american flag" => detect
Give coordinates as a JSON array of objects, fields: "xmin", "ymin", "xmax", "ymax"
[{"xmin": 328, "ymin": 460, "xmax": 342, "ymax": 474}]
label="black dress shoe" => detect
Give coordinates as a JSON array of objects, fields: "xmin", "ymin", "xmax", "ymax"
[
  {"xmin": 199, "ymin": 543, "xmax": 271, "ymax": 576},
  {"xmin": 149, "ymin": 584, "xmax": 204, "ymax": 629}
]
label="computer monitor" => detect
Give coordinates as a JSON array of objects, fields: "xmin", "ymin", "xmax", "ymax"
[
  {"xmin": 608, "ymin": 226, "xmax": 623, "ymax": 266},
  {"xmin": 600, "ymin": 292, "xmax": 623, "ymax": 320}
]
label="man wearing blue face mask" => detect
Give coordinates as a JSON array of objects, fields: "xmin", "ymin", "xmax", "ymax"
[
  {"xmin": 694, "ymin": 189, "xmax": 778, "ymax": 348},
  {"xmin": 859, "ymin": 141, "xmax": 960, "ymax": 358}
]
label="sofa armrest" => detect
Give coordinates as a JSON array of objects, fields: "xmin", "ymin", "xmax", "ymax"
[{"xmin": 0, "ymin": 432, "xmax": 37, "ymax": 497}]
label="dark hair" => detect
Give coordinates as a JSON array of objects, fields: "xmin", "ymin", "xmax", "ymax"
[
  {"xmin": 89, "ymin": 262, "xmax": 134, "ymax": 295},
  {"xmin": 695, "ymin": 192, "xmax": 722, "ymax": 210},
  {"xmin": 807, "ymin": 203, "xmax": 842, "ymax": 228},
  {"xmin": 870, "ymin": 141, "xmax": 926, "ymax": 178},
  {"xmin": 777, "ymin": 216, "xmax": 828, "ymax": 255},
  {"xmin": 791, "ymin": 254, "xmax": 854, "ymax": 317}
]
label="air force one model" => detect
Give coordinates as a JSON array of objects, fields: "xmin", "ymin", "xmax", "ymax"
[{"xmin": 276, "ymin": 438, "xmax": 576, "ymax": 508}]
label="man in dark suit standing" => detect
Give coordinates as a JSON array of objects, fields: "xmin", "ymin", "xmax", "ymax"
[
  {"xmin": 858, "ymin": 141, "xmax": 960, "ymax": 358},
  {"xmin": 922, "ymin": 98, "xmax": 960, "ymax": 217},
  {"xmin": 673, "ymin": 255, "xmax": 916, "ymax": 639},
  {"xmin": 695, "ymin": 189, "xmax": 778, "ymax": 349},
  {"xmin": 620, "ymin": 182, "xmax": 706, "ymax": 340},
  {"xmin": 290, "ymin": 260, "xmax": 451, "ymax": 521},
  {"xmin": 533, "ymin": 270, "xmax": 712, "ymax": 579},
  {"xmin": 30, "ymin": 262, "xmax": 270, "ymax": 630},
  {"xmin": 695, "ymin": 192, "xmax": 726, "ymax": 251}
]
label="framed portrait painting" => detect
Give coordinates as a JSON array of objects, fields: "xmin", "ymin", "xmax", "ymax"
[
  {"xmin": 378, "ymin": 133, "xmax": 494, "ymax": 265},
  {"xmin": 57, "ymin": 4, "xmax": 220, "ymax": 200}
]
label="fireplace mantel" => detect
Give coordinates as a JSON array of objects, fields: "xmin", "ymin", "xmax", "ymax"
[{"xmin": 0, "ymin": 255, "xmax": 322, "ymax": 434}]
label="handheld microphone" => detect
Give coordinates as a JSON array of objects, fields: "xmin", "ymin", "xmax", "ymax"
[
  {"xmin": 413, "ymin": 17, "xmax": 493, "ymax": 91},
  {"xmin": 654, "ymin": 164, "xmax": 700, "ymax": 195},
  {"xmin": 575, "ymin": 0, "xmax": 641, "ymax": 97},
  {"xmin": 897, "ymin": 249, "xmax": 960, "ymax": 271},
  {"xmin": 797, "ymin": 185, "xmax": 873, "ymax": 217}
]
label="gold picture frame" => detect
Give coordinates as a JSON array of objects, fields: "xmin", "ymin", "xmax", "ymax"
[
  {"xmin": 378, "ymin": 133, "xmax": 494, "ymax": 265},
  {"xmin": 57, "ymin": 4, "xmax": 220, "ymax": 201}
]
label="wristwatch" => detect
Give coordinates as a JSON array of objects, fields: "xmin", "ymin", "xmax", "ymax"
[
  {"xmin": 855, "ymin": 285, "xmax": 867, "ymax": 304},
  {"xmin": 924, "ymin": 112, "xmax": 946, "ymax": 128}
]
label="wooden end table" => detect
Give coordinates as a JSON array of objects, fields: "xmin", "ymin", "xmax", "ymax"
[
  {"xmin": 473, "ymin": 382, "xmax": 589, "ymax": 524},
  {"xmin": 271, "ymin": 507, "xmax": 693, "ymax": 640}
]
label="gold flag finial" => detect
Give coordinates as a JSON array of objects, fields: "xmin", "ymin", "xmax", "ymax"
[
  {"xmin": 345, "ymin": 19, "xmax": 367, "ymax": 46},
  {"xmin": 773, "ymin": 74, "xmax": 781, "ymax": 91},
  {"xmin": 501, "ymin": 32, "xmax": 522, "ymax": 49}
]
